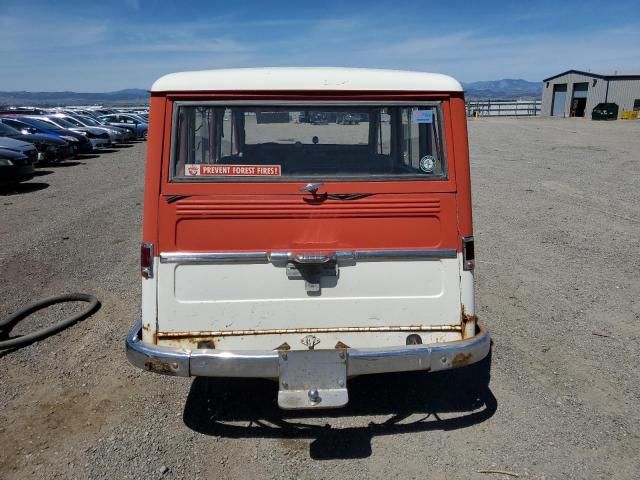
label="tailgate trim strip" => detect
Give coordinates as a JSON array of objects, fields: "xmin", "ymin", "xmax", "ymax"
[{"xmin": 160, "ymin": 248, "xmax": 457, "ymax": 264}]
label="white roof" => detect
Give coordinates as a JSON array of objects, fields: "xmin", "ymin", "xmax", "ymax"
[{"xmin": 151, "ymin": 67, "xmax": 463, "ymax": 93}]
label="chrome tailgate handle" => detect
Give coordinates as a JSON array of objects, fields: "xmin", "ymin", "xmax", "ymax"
[{"xmin": 292, "ymin": 254, "xmax": 333, "ymax": 264}]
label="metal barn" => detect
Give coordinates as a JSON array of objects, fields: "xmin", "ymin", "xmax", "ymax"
[{"xmin": 541, "ymin": 70, "xmax": 640, "ymax": 118}]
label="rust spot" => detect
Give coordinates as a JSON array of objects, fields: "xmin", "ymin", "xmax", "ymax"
[
  {"xmin": 144, "ymin": 359, "xmax": 178, "ymax": 375},
  {"xmin": 142, "ymin": 323, "xmax": 158, "ymax": 344},
  {"xmin": 335, "ymin": 341, "xmax": 350, "ymax": 349},
  {"xmin": 157, "ymin": 336, "xmax": 216, "ymax": 348},
  {"xmin": 274, "ymin": 342, "xmax": 291, "ymax": 351},
  {"xmin": 461, "ymin": 305, "xmax": 478, "ymax": 339},
  {"xmin": 452, "ymin": 352, "xmax": 472, "ymax": 367},
  {"xmin": 156, "ymin": 323, "xmax": 461, "ymax": 339},
  {"xmin": 461, "ymin": 304, "xmax": 478, "ymax": 323}
]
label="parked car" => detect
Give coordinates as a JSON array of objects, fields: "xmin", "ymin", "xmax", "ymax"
[
  {"xmin": 126, "ymin": 67, "xmax": 490, "ymax": 411},
  {"xmin": 98, "ymin": 114, "xmax": 148, "ymax": 139},
  {"xmin": 0, "ymin": 107, "xmax": 49, "ymax": 115},
  {"xmin": 0, "ymin": 148, "xmax": 35, "ymax": 186},
  {"xmin": 592, "ymin": 103, "xmax": 619, "ymax": 120},
  {"xmin": 0, "ymin": 116, "xmax": 93, "ymax": 154},
  {"xmin": 308, "ymin": 111, "xmax": 330, "ymax": 125},
  {"xmin": 80, "ymin": 115, "xmax": 135, "ymax": 142},
  {"xmin": 0, "ymin": 121, "xmax": 72, "ymax": 163},
  {"xmin": 31, "ymin": 115, "xmax": 111, "ymax": 148},
  {"xmin": 63, "ymin": 109, "xmax": 100, "ymax": 119},
  {"xmin": 72, "ymin": 114, "xmax": 131, "ymax": 144},
  {"xmin": 336, "ymin": 113, "xmax": 360, "ymax": 125},
  {"xmin": 49, "ymin": 113, "xmax": 126, "ymax": 146},
  {"xmin": 91, "ymin": 108, "xmax": 119, "ymax": 116},
  {"xmin": 0, "ymin": 136, "xmax": 38, "ymax": 168}
]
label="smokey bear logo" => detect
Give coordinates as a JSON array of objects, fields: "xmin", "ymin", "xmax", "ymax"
[{"xmin": 187, "ymin": 166, "xmax": 199, "ymax": 176}]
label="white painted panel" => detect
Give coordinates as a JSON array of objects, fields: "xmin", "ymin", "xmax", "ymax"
[
  {"xmin": 157, "ymin": 258, "xmax": 461, "ymax": 333},
  {"xmin": 151, "ymin": 67, "xmax": 463, "ymax": 92},
  {"xmin": 174, "ymin": 261, "xmax": 444, "ymax": 301},
  {"xmin": 141, "ymin": 258, "xmax": 158, "ymax": 343}
]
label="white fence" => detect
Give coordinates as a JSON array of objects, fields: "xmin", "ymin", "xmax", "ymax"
[{"xmin": 466, "ymin": 100, "xmax": 541, "ymax": 117}]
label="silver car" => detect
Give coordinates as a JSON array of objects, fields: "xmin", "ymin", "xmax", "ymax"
[{"xmin": 29, "ymin": 115, "xmax": 112, "ymax": 148}]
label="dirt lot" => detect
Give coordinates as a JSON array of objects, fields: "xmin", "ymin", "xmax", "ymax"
[{"xmin": 1, "ymin": 118, "xmax": 638, "ymax": 479}]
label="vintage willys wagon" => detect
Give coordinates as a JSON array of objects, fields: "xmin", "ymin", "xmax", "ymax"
[{"xmin": 126, "ymin": 67, "xmax": 490, "ymax": 409}]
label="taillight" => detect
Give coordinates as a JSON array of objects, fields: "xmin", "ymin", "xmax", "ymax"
[
  {"xmin": 141, "ymin": 242, "xmax": 154, "ymax": 278},
  {"xmin": 463, "ymin": 236, "xmax": 475, "ymax": 270}
]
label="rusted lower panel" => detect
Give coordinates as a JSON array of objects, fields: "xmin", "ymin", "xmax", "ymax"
[
  {"xmin": 142, "ymin": 322, "xmax": 158, "ymax": 344},
  {"xmin": 156, "ymin": 324, "xmax": 462, "ymax": 340},
  {"xmin": 461, "ymin": 305, "xmax": 478, "ymax": 339}
]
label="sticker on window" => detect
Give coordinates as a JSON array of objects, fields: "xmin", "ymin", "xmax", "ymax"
[
  {"xmin": 413, "ymin": 110, "xmax": 433, "ymax": 124},
  {"xmin": 185, "ymin": 164, "xmax": 282, "ymax": 177},
  {"xmin": 419, "ymin": 155, "xmax": 435, "ymax": 173}
]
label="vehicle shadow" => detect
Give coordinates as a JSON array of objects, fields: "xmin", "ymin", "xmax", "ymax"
[
  {"xmin": 0, "ymin": 182, "xmax": 49, "ymax": 196},
  {"xmin": 32, "ymin": 170, "xmax": 54, "ymax": 177},
  {"xmin": 97, "ymin": 148, "xmax": 119, "ymax": 154},
  {"xmin": 75, "ymin": 154, "xmax": 100, "ymax": 160},
  {"xmin": 183, "ymin": 356, "xmax": 496, "ymax": 460},
  {"xmin": 47, "ymin": 161, "xmax": 86, "ymax": 167}
]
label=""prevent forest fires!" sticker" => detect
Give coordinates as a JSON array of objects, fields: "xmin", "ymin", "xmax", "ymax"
[{"xmin": 184, "ymin": 164, "xmax": 282, "ymax": 177}]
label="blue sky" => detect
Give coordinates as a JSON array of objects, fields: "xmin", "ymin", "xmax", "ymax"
[{"xmin": 1, "ymin": 0, "xmax": 639, "ymax": 91}]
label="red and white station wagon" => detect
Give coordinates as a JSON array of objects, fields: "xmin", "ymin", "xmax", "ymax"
[{"xmin": 126, "ymin": 67, "xmax": 491, "ymax": 410}]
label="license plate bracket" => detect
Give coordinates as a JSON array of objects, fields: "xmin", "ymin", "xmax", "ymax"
[{"xmin": 278, "ymin": 350, "xmax": 348, "ymax": 410}]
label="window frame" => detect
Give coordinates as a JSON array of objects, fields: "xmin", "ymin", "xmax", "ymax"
[{"xmin": 168, "ymin": 100, "xmax": 448, "ymax": 183}]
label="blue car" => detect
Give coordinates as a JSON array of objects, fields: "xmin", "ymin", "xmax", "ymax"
[
  {"xmin": 98, "ymin": 114, "xmax": 148, "ymax": 139},
  {"xmin": 0, "ymin": 116, "xmax": 93, "ymax": 154}
]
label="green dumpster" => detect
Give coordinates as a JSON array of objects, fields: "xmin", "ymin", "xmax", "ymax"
[{"xmin": 592, "ymin": 103, "xmax": 618, "ymax": 120}]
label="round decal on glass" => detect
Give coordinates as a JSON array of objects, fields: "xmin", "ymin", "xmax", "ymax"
[{"xmin": 419, "ymin": 155, "xmax": 435, "ymax": 173}]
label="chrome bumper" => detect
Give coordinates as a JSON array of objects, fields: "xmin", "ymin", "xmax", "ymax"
[{"xmin": 125, "ymin": 320, "xmax": 491, "ymax": 378}]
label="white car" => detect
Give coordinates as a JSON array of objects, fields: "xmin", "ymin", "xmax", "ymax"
[
  {"xmin": 57, "ymin": 113, "xmax": 128, "ymax": 144},
  {"xmin": 75, "ymin": 115, "xmax": 132, "ymax": 143}
]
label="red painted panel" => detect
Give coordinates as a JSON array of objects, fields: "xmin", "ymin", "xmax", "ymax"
[
  {"xmin": 142, "ymin": 95, "xmax": 166, "ymax": 245},
  {"xmin": 146, "ymin": 91, "xmax": 473, "ymax": 253},
  {"xmin": 158, "ymin": 193, "xmax": 458, "ymax": 252},
  {"xmin": 174, "ymin": 216, "xmax": 445, "ymax": 251}
]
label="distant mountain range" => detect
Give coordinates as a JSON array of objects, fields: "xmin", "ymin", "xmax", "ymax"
[
  {"xmin": 462, "ymin": 79, "xmax": 541, "ymax": 99},
  {"xmin": 0, "ymin": 79, "xmax": 542, "ymax": 105}
]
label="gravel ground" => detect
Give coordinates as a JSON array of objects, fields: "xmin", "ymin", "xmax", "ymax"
[{"xmin": 0, "ymin": 118, "xmax": 638, "ymax": 479}]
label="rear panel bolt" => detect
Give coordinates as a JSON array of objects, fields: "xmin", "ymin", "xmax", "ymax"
[{"xmin": 308, "ymin": 388, "xmax": 321, "ymax": 403}]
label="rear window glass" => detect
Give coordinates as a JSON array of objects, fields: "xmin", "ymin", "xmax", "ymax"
[{"xmin": 170, "ymin": 104, "xmax": 446, "ymax": 181}]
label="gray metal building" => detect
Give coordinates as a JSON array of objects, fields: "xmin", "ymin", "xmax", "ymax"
[{"xmin": 541, "ymin": 70, "xmax": 640, "ymax": 118}]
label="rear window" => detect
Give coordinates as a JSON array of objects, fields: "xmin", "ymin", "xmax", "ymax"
[{"xmin": 170, "ymin": 104, "xmax": 446, "ymax": 181}]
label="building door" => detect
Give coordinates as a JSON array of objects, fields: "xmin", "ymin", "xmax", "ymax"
[
  {"xmin": 570, "ymin": 82, "xmax": 589, "ymax": 117},
  {"xmin": 551, "ymin": 84, "xmax": 567, "ymax": 116}
]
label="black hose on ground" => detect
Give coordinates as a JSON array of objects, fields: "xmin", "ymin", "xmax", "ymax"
[{"xmin": 0, "ymin": 293, "xmax": 100, "ymax": 350}]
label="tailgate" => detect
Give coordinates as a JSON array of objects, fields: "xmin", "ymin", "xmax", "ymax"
[{"xmin": 155, "ymin": 193, "xmax": 462, "ymax": 348}]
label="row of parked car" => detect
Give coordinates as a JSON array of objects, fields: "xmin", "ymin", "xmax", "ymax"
[{"xmin": 0, "ymin": 107, "xmax": 149, "ymax": 187}]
